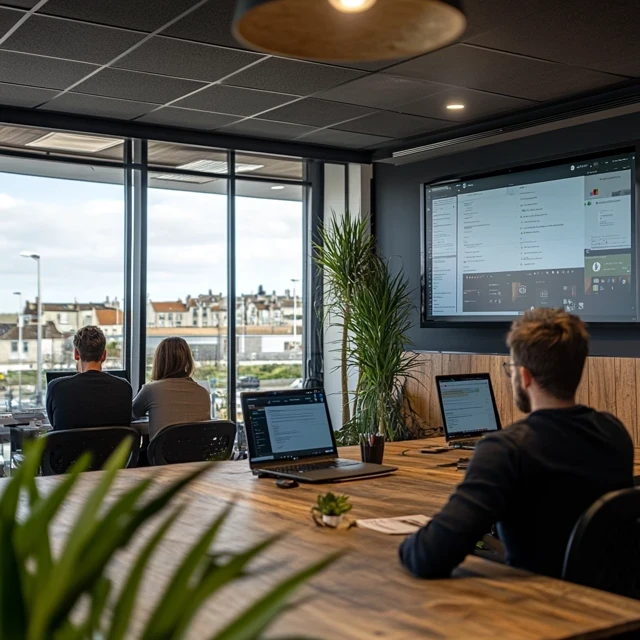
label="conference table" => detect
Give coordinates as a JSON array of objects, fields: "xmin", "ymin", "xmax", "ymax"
[{"xmin": 29, "ymin": 438, "xmax": 640, "ymax": 639}]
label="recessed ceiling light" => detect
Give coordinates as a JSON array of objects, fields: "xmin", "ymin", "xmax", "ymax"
[
  {"xmin": 328, "ymin": 0, "xmax": 376, "ymax": 13},
  {"xmin": 271, "ymin": 186, "xmax": 285, "ymax": 190},
  {"xmin": 176, "ymin": 160, "xmax": 265, "ymax": 174},
  {"xmin": 446, "ymin": 104, "xmax": 465, "ymax": 110},
  {"xmin": 152, "ymin": 174, "xmax": 216, "ymax": 184},
  {"xmin": 26, "ymin": 132, "xmax": 124, "ymax": 153}
]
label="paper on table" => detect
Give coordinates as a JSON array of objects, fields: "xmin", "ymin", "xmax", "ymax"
[{"xmin": 356, "ymin": 515, "xmax": 431, "ymax": 535}]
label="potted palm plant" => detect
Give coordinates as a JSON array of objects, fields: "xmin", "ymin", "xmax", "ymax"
[
  {"xmin": 314, "ymin": 212, "xmax": 422, "ymax": 449},
  {"xmin": 314, "ymin": 210, "xmax": 377, "ymax": 428},
  {"xmin": 0, "ymin": 438, "xmax": 339, "ymax": 639}
]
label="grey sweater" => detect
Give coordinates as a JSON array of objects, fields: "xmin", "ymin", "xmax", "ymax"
[{"xmin": 132, "ymin": 377, "xmax": 211, "ymax": 439}]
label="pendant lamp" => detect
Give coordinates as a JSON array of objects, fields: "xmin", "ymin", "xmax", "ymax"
[{"xmin": 233, "ymin": 0, "xmax": 466, "ymax": 62}]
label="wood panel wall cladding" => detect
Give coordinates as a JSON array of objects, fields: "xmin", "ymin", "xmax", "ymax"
[{"xmin": 405, "ymin": 352, "xmax": 640, "ymax": 445}]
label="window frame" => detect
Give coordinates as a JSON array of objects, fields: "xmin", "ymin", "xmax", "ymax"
[{"xmin": 0, "ymin": 134, "xmax": 316, "ymax": 416}]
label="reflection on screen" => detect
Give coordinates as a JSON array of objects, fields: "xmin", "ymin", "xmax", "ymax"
[{"xmin": 439, "ymin": 379, "xmax": 499, "ymax": 436}]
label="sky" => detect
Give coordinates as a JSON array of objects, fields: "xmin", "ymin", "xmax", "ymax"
[{"xmin": 0, "ymin": 172, "xmax": 303, "ymax": 313}]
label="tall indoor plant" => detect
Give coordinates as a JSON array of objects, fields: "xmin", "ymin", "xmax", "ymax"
[
  {"xmin": 314, "ymin": 212, "xmax": 421, "ymax": 445},
  {"xmin": 0, "ymin": 439, "xmax": 338, "ymax": 639},
  {"xmin": 314, "ymin": 210, "xmax": 376, "ymax": 427}
]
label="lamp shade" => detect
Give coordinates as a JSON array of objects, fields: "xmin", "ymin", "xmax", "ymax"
[{"xmin": 233, "ymin": 0, "xmax": 466, "ymax": 62}]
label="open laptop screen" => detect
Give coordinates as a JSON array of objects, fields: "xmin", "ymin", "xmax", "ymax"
[
  {"xmin": 436, "ymin": 374, "xmax": 502, "ymax": 440},
  {"xmin": 242, "ymin": 389, "xmax": 337, "ymax": 463}
]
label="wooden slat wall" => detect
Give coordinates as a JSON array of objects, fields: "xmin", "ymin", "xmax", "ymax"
[{"xmin": 405, "ymin": 352, "xmax": 640, "ymax": 445}]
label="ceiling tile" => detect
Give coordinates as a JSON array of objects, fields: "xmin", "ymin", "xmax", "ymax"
[
  {"xmin": 38, "ymin": 92, "xmax": 156, "ymax": 119},
  {"xmin": 161, "ymin": 0, "xmax": 245, "ymax": 50},
  {"xmin": 113, "ymin": 36, "xmax": 264, "ymax": 83},
  {"xmin": 0, "ymin": 5, "xmax": 23, "ymax": 31},
  {"xmin": 300, "ymin": 128, "xmax": 392, "ymax": 149},
  {"xmin": 399, "ymin": 87, "xmax": 532, "ymax": 121},
  {"xmin": 318, "ymin": 74, "xmax": 446, "ymax": 109},
  {"xmin": 0, "ymin": 51, "xmax": 98, "ymax": 89},
  {"xmin": 389, "ymin": 44, "xmax": 627, "ymax": 101},
  {"xmin": 461, "ymin": 0, "xmax": 558, "ymax": 40},
  {"xmin": 0, "ymin": 1, "xmax": 38, "ymax": 8},
  {"xmin": 174, "ymin": 84, "xmax": 295, "ymax": 116},
  {"xmin": 39, "ymin": 0, "xmax": 202, "ymax": 33},
  {"xmin": 335, "ymin": 111, "xmax": 446, "ymax": 138},
  {"xmin": 0, "ymin": 82, "xmax": 58, "ymax": 107},
  {"xmin": 136, "ymin": 107, "xmax": 240, "ymax": 130},
  {"xmin": 222, "ymin": 58, "xmax": 365, "ymax": 96},
  {"xmin": 0, "ymin": 15, "xmax": 144, "ymax": 64},
  {"xmin": 216, "ymin": 119, "xmax": 315, "ymax": 140},
  {"xmin": 73, "ymin": 68, "xmax": 206, "ymax": 104},
  {"xmin": 261, "ymin": 99, "xmax": 373, "ymax": 128},
  {"xmin": 470, "ymin": 0, "xmax": 640, "ymax": 77}
]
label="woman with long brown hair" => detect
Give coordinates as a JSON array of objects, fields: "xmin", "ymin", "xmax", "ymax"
[{"xmin": 132, "ymin": 337, "xmax": 210, "ymax": 439}]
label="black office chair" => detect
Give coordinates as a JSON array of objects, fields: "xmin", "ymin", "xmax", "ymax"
[
  {"xmin": 147, "ymin": 420, "xmax": 236, "ymax": 466},
  {"xmin": 562, "ymin": 488, "xmax": 640, "ymax": 599},
  {"xmin": 40, "ymin": 427, "xmax": 141, "ymax": 476}
]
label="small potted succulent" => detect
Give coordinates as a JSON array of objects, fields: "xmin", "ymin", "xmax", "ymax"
[{"xmin": 312, "ymin": 492, "xmax": 353, "ymax": 528}]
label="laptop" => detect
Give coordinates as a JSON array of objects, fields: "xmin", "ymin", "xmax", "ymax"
[
  {"xmin": 436, "ymin": 373, "xmax": 502, "ymax": 449},
  {"xmin": 241, "ymin": 388, "xmax": 397, "ymax": 483}
]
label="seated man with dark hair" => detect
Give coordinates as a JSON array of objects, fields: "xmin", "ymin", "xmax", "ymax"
[
  {"xmin": 400, "ymin": 308, "xmax": 633, "ymax": 579},
  {"xmin": 46, "ymin": 326, "xmax": 132, "ymax": 430}
]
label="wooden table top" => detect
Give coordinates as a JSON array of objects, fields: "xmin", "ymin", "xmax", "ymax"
[{"xmin": 31, "ymin": 438, "xmax": 640, "ymax": 640}]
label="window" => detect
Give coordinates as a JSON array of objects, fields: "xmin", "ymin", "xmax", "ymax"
[
  {"xmin": 146, "ymin": 173, "xmax": 228, "ymax": 418},
  {"xmin": 235, "ymin": 180, "xmax": 305, "ymax": 399},
  {"xmin": 0, "ymin": 155, "xmax": 125, "ymax": 409}
]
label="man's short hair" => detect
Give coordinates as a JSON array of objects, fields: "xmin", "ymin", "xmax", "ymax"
[
  {"xmin": 506, "ymin": 308, "xmax": 589, "ymax": 400},
  {"xmin": 73, "ymin": 326, "xmax": 107, "ymax": 362}
]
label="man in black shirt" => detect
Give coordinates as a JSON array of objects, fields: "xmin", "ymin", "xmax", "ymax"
[
  {"xmin": 400, "ymin": 308, "xmax": 633, "ymax": 579},
  {"xmin": 46, "ymin": 326, "xmax": 132, "ymax": 430}
]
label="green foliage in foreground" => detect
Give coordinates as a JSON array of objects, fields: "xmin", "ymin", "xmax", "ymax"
[{"xmin": 0, "ymin": 438, "xmax": 340, "ymax": 640}]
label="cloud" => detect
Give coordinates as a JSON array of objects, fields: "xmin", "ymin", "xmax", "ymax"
[{"xmin": 0, "ymin": 174, "xmax": 303, "ymax": 311}]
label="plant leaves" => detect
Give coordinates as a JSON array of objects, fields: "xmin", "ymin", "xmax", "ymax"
[
  {"xmin": 106, "ymin": 507, "xmax": 184, "ymax": 640},
  {"xmin": 212, "ymin": 551, "xmax": 343, "ymax": 640}
]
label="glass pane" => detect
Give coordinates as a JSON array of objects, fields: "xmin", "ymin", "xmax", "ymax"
[
  {"xmin": 234, "ymin": 180, "xmax": 305, "ymax": 420},
  {"xmin": 147, "ymin": 141, "xmax": 228, "ymax": 174},
  {"xmin": 0, "ymin": 158, "xmax": 125, "ymax": 411},
  {"xmin": 147, "ymin": 173, "xmax": 228, "ymax": 419},
  {"xmin": 0, "ymin": 124, "xmax": 124, "ymax": 161},
  {"xmin": 235, "ymin": 152, "xmax": 303, "ymax": 180}
]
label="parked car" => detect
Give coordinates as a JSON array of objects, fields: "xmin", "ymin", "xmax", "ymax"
[{"xmin": 237, "ymin": 375, "xmax": 260, "ymax": 390}]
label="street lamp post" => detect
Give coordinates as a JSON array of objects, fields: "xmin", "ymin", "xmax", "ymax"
[
  {"xmin": 20, "ymin": 252, "xmax": 42, "ymax": 405},
  {"xmin": 290, "ymin": 278, "xmax": 300, "ymax": 339},
  {"xmin": 13, "ymin": 292, "xmax": 22, "ymax": 410}
]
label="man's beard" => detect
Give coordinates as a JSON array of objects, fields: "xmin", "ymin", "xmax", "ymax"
[{"xmin": 513, "ymin": 370, "xmax": 531, "ymax": 414}]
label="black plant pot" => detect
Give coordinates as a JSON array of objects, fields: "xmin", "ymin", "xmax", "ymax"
[{"xmin": 360, "ymin": 433, "xmax": 385, "ymax": 464}]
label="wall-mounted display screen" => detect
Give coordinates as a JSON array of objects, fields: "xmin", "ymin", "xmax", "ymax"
[{"xmin": 422, "ymin": 149, "xmax": 637, "ymax": 323}]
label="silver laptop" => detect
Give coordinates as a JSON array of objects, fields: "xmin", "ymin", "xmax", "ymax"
[
  {"xmin": 241, "ymin": 388, "xmax": 397, "ymax": 483},
  {"xmin": 436, "ymin": 374, "xmax": 502, "ymax": 449}
]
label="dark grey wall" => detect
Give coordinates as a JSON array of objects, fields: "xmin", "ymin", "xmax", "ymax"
[{"xmin": 374, "ymin": 111, "xmax": 640, "ymax": 357}]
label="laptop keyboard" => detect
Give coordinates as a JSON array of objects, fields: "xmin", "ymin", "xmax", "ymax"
[
  {"xmin": 451, "ymin": 439, "xmax": 479, "ymax": 448},
  {"xmin": 269, "ymin": 459, "xmax": 360, "ymax": 474}
]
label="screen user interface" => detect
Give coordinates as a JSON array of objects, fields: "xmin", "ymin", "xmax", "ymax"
[
  {"xmin": 438, "ymin": 378, "xmax": 500, "ymax": 437},
  {"xmin": 424, "ymin": 151, "xmax": 637, "ymax": 322},
  {"xmin": 244, "ymin": 390, "xmax": 335, "ymax": 463}
]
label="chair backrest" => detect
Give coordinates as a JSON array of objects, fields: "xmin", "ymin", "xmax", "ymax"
[
  {"xmin": 41, "ymin": 427, "xmax": 141, "ymax": 476},
  {"xmin": 563, "ymin": 487, "xmax": 640, "ymax": 599},
  {"xmin": 147, "ymin": 420, "xmax": 236, "ymax": 466}
]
